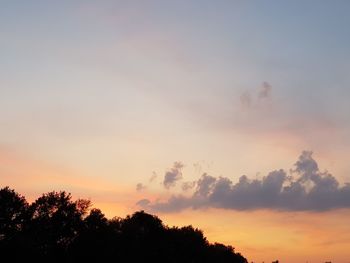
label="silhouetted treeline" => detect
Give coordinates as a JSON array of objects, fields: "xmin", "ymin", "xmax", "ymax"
[{"xmin": 0, "ymin": 187, "xmax": 247, "ymax": 263}]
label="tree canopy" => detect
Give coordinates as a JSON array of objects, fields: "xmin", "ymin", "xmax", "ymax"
[{"xmin": 0, "ymin": 187, "xmax": 248, "ymax": 263}]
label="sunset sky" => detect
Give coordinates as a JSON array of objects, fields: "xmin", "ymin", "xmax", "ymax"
[{"xmin": 1, "ymin": 1, "xmax": 350, "ymax": 262}]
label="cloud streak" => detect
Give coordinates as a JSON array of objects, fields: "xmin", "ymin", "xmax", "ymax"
[{"xmin": 138, "ymin": 151, "xmax": 350, "ymax": 212}]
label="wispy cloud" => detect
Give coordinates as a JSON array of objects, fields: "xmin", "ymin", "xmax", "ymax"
[
  {"xmin": 136, "ymin": 183, "xmax": 146, "ymax": 192},
  {"xmin": 138, "ymin": 151, "xmax": 350, "ymax": 212},
  {"xmin": 240, "ymin": 81, "xmax": 272, "ymax": 109},
  {"xmin": 182, "ymin": 181, "xmax": 196, "ymax": 191},
  {"xmin": 258, "ymin": 81, "xmax": 272, "ymax": 99},
  {"xmin": 149, "ymin": 171, "xmax": 158, "ymax": 183},
  {"xmin": 240, "ymin": 91, "xmax": 252, "ymax": 108},
  {"xmin": 163, "ymin": 162, "xmax": 184, "ymax": 189}
]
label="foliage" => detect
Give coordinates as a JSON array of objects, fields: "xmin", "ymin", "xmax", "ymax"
[{"xmin": 0, "ymin": 187, "xmax": 248, "ymax": 263}]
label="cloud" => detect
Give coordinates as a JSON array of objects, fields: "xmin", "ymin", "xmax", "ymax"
[
  {"xmin": 136, "ymin": 183, "xmax": 146, "ymax": 191},
  {"xmin": 136, "ymin": 198, "xmax": 150, "ymax": 207},
  {"xmin": 182, "ymin": 181, "xmax": 196, "ymax": 191},
  {"xmin": 294, "ymin": 150, "xmax": 319, "ymax": 176},
  {"xmin": 240, "ymin": 91, "xmax": 252, "ymax": 108},
  {"xmin": 258, "ymin": 81, "xmax": 272, "ymax": 99},
  {"xmin": 195, "ymin": 173, "xmax": 216, "ymax": 197},
  {"xmin": 149, "ymin": 171, "xmax": 158, "ymax": 183},
  {"xmin": 138, "ymin": 151, "xmax": 350, "ymax": 212},
  {"xmin": 163, "ymin": 162, "xmax": 184, "ymax": 189},
  {"xmin": 240, "ymin": 81, "xmax": 272, "ymax": 109}
]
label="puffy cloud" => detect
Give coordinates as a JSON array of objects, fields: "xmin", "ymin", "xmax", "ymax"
[
  {"xmin": 294, "ymin": 150, "xmax": 319, "ymax": 176},
  {"xmin": 138, "ymin": 151, "xmax": 350, "ymax": 212},
  {"xmin": 163, "ymin": 162, "xmax": 184, "ymax": 189},
  {"xmin": 194, "ymin": 173, "xmax": 216, "ymax": 197}
]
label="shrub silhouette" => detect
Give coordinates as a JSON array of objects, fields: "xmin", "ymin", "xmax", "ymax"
[{"xmin": 0, "ymin": 187, "xmax": 248, "ymax": 263}]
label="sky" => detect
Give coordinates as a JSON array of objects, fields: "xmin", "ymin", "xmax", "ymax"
[{"xmin": 1, "ymin": 1, "xmax": 350, "ymax": 262}]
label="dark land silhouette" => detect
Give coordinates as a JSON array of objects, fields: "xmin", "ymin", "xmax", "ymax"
[{"xmin": 0, "ymin": 186, "xmax": 248, "ymax": 263}]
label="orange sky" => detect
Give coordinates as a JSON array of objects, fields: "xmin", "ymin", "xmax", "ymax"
[
  {"xmin": 2, "ymin": 2, "xmax": 350, "ymax": 263},
  {"xmin": 2, "ymin": 147, "xmax": 350, "ymax": 263}
]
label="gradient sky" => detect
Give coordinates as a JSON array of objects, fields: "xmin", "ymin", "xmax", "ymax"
[{"xmin": 1, "ymin": 1, "xmax": 350, "ymax": 262}]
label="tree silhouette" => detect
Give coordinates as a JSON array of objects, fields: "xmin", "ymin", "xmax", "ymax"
[
  {"xmin": 0, "ymin": 187, "xmax": 29, "ymax": 240},
  {"xmin": 84, "ymin": 208, "xmax": 108, "ymax": 230},
  {"xmin": 0, "ymin": 187, "xmax": 248, "ymax": 263},
  {"xmin": 0, "ymin": 187, "xmax": 34, "ymax": 261},
  {"xmin": 25, "ymin": 191, "xmax": 90, "ymax": 261}
]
